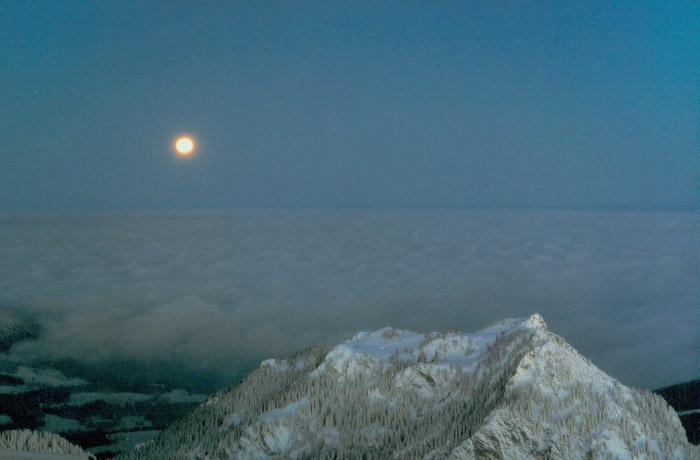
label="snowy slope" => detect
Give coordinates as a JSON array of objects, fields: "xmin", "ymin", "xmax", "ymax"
[{"xmin": 115, "ymin": 315, "xmax": 697, "ymax": 459}]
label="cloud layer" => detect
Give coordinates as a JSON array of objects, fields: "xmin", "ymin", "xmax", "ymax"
[{"xmin": 0, "ymin": 210, "xmax": 695, "ymax": 390}]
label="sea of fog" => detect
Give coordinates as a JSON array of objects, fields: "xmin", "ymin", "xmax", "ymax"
[{"xmin": 0, "ymin": 210, "xmax": 695, "ymax": 392}]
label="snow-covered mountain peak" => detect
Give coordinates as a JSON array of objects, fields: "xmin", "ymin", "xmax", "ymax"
[
  {"xmin": 342, "ymin": 314, "xmax": 546, "ymax": 359},
  {"xmin": 312, "ymin": 316, "xmax": 547, "ymax": 384},
  {"xmin": 116, "ymin": 315, "xmax": 697, "ymax": 459},
  {"xmin": 522, "ymin": 312, "xmax": 547, "ymax": 332}
]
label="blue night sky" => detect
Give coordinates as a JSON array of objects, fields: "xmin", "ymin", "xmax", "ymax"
[{"xmin": 1, "ymin": 1, "xmax": 696, "ymax": 210}]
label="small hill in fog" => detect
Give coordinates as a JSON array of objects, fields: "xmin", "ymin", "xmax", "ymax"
[{"xmin": 0, "ymin": 309, "xmax": 39, "ymax": 352}]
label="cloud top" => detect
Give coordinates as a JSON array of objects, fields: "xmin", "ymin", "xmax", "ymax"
[{"xmin": 0, "ymin": 210, "xmax": 695, "ymax": 391}]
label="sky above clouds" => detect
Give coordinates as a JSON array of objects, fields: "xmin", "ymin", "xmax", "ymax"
[{"xmin": 0, "ymin": 1, "xmax": 696, "ymax": 210}]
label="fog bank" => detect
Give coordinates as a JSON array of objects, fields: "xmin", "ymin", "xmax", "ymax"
[{"xmin": 0, "ymin": 210, "xmax": 695, "ymax": 391}]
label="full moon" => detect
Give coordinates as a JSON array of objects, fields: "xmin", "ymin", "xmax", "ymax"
[{"xmin": 174, "ymin": 136, "xmax": 195, "ymax": 156}]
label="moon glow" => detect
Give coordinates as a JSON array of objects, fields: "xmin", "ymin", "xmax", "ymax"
[{"xmin": 174, "ymin": 136, "xmax": 195, "ymax": 157}]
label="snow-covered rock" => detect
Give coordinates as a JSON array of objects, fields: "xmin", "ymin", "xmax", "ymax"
[{"xmin": 115, "ymin": 314, "xmax": 698, "ymax": 459}]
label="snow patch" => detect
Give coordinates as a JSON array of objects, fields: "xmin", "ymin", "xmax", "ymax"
[
  {"xmin": 41, "ymin": 414, "xmax": 86, "ymax": 433},
  {"xmin": 260, "ymin": 397, "xmax": 309, "ymax": 420},
  {"xmin": 13, "ymin": 367, "xmax": 87, "ymax": 387},
  {"xmin": 158, "ymin": 389, "xmax": 207, "ymax": 404},
  {"xmin": 114, "ymin": 416, "xmax": 153, "ymax": 431},
  {"xmin": 261, "ymin": 358, "xmax": 288, "ymax": 372},
  {"xmin": 67, "ymin": 392, "xmax": 152, "ymax": 406}
]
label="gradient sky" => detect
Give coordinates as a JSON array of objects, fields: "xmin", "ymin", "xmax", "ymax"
[{"xmin": 1, "ymin": 1, "xmax": 696, "ymax": 210}]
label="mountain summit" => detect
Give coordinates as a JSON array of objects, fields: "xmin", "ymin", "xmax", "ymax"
[{"xmin": 117, "ymin": 314, "xmax": 697, "ymax": 459}]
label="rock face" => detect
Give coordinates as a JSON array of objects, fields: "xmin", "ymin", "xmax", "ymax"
[
  {"xmin": 115, "ymin": 314, "xmax": 698, "ymax": 459},
  {"xmin": 0, "ymin": 309, "xmax": 40, "ymax": 352}
]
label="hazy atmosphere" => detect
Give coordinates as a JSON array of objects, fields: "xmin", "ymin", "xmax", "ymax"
[{"xmin": 0, "ymin": 0, "xmax": 696, "ymax": 401}]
